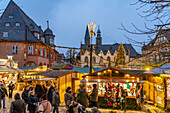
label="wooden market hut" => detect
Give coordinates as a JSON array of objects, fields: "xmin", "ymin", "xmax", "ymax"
[
  {"xmin": 81, "ymin": 67, "xmax": 145, "ymax": 96},
  {"xmin": 144, "ymin": 64, "xmax": 170, "ymax": 110},
  {"xmin": 33, "ymin": 70, "xmax": 84, "ymax": 102}
]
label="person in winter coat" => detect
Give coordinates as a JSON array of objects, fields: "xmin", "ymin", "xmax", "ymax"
[
  {"xmin": 64, "ymin": 87, "xmax": 73, "ymax": 107},
  {"xmin": 52, "ymin": 89, "xmax": 60, "ymax": 113},
  {"xmin": 90, "ymin": 84, "xmax": 98, "ymax": 107},
  {"xmin": 91, "ymin": 107, "xmax": 100, "ymax": 113},
  {"xmin": 77, "ymin": 86, "xmax": 89, "ymax": 107},
  {"xmin": 48, "ymin": 85, "xmax": 55, "ymax": 104},
  {"xmin": 0, "ymin": 86, "xmax": 3, "ymax": 108},
  {"xmin": 35, "ymin": 84, "xmax": 44, "ymax": 102},
  {"xmin": 10, "ymin": 93, "xmax": 26, "ymax": 113},
  {"xmin": 1, "ymin": 84, "xmax": 8, "ymax": 109},
  {"xmin": 38, "ymin": 95, "xmax": 51, "ymax": 113},
  {"xmin": 28, "ymin": 91, "xmax": 38, "ymax": 113},
  {"xmin": 22, "ymin": 86, "xmax": 30, "ymax": 104},
  {"xmin": 8, "ymin": 81, "xmax": 15, "ymax": 98}
]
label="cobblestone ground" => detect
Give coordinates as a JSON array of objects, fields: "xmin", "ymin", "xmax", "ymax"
[{"xmin": 1, "ymin": 91, "xmax": 146, "ymax": 113}]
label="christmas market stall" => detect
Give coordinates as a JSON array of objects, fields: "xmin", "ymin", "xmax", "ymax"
[
  {"xmin": 0, "ymin": 55, "xmax": 23, "ymax": 88},
  {"xmin": 144, "ymin": 64, "xmax": 170, "ymax": 110},
  {"xmin": 81, "ymin": 67, "xmax": 145, "ymax": 109},
  {"xmin": 32, "ymin": 69, "xmax": 84, "ymax": 102}
]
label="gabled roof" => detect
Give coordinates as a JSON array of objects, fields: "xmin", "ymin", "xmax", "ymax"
[
  {"xmin": 142, "ymin": 29, "xmax": 170, "ymax": 50},
  {"xmin": 32, "ymin": 70, "xmax": 77, "ymax": 78},
  {"xmin": 0, "ymin": 0, "xmax": 41, "ymax": 42},
  {"xmin": 81, "ymin": 43, "xmax": 140, "ymax": 58}
]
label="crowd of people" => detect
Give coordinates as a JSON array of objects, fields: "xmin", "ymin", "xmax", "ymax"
[{"xmin": 3, "ymin": 82, "xmax": 100, "ymax": 113}]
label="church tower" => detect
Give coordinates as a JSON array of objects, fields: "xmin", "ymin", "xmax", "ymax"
[
  {"xmin": 96, "ymin": 25, "xmax": 102, "ymax": 45},
  {"xmin": 84, "ymin": 25, "xmax": 90, "ymax": 45}
]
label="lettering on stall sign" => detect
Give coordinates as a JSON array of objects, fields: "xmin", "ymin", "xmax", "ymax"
[
  {"xmin": 167, "ymin": 79, "xmax": 170, "ymax": 99},
  {"xmin": 157, "ymin": 96, "xmax": 162, "ymax": 104}
]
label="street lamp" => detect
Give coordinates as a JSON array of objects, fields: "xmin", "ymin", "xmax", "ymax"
[{"xmin": 88, "ymin": 22, "xmax": 96, "ymax": 73}]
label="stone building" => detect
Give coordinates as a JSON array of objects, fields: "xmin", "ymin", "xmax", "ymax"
[
  {"xmin": 0, "ymin": 0, "xmax": 62, "ymax": 68},
  {"xmin": 78, "ymin": 25, "xmax": 140, "ymax": 67}
]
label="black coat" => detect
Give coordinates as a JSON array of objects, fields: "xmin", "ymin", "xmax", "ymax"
[
  {"xmin": 35, "ymin": 85, "xmax": 43, "ymax": 98},
  {"xmin": 28, "ymin": 95, "xmax": 38, "ymax": 111},
  {"xmin": 8, "ymin": 84, "xmax": 15, "ymax": 91},
  {"xmin": 47, "ymin": 86, "xmax": 55, "ymax": 102},
  {"xmin": 1, "ymin": 88, "xmax": 8, "ymax": 98},
  {"xmin": 22, "ymin": 89, "xmax": 29, "ymax": 103},
  {"xmin": 10, "ymin": 99, "xmax": 26, "ymax": 113}
]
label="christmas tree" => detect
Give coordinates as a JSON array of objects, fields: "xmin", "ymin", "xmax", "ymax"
[{"xmin": 115, "ymin": 42, "xmax": 126, "ymax": 66}]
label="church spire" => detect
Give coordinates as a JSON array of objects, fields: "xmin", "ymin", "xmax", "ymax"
[
  {"xmin": 96, "ymin": 25, "xmax": 102, "ymax": 45},
  {"xmin": 85, "ymin": 25, "xmax": 90, "ymax": 38},
  {"xmin": 97, "ymin": 25, "xmax": 101, "ymax": 33}
]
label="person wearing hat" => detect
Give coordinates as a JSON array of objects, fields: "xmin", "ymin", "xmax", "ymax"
[
  {"xmin": 91, "ymin": 107, "xmax": 100, "ymax": 113},
  {"xmin": 64, "ymin": 87, "xmax": 73, "ymax": 107}
]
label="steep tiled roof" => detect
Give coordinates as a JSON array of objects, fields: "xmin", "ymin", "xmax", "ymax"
[
  {"xmin": 81, "ymin": 43, "xmax": 140, "ymax": 58},
  {"xmin": 0, "ymin": 0, "xmax": 41, "ymax": 42}
]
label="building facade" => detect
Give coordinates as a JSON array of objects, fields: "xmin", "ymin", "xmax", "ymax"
[
  {"xmin": 0, "ymin": 0, "xmax": 62, "ymax": 68},
  {"xmin": 142, "ymin": 29, "xmax": 170, "ymax": 63},
  {"xmin": 79, "ymin": 25, "xmax": 140, "ymax": 67}
]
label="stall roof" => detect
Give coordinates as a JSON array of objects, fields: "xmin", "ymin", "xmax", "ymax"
[
  {"xmin": 24, "ymin": 78, "xmax": 56, "ymax": 81},
  {"xmin": 50, "ymin": 63, "xmax": 75, "ymax": 70},
  {"xmin": 0, "ymin": 65, "xmax": 23, "ymax": 73},
  {"xmin": 82, "ymin": 67, "xmax": 143, "ymax": 79},
  {"xmin": 119, "ymin": 69, "xmax": 146, "ymax": 80},
  {"xmin": 32, "ymin": 70, "xmax": 77, "ymax": 78},
  {"xmin": 20, "ymin": 66, "xmax": 41, "ymax": 71},
  {"xmin": 144, "ymin": 64, "xmax": 170, "ymax": 74},
  {"xmin": 72, "ymin": 67, "xmax": 106, "ymax": 74}
]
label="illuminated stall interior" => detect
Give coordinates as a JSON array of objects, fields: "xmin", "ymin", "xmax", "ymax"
[
  {"xmin": 0, "ymin": 57, "xmax": 23, "ymax": 86},
  {"xmin": 144, "ymin": 64, "xmax": 170, "ymax": 109},
  {"xmin": 82, "ymin": 67, "xmax": 145, "ymax": 96}
]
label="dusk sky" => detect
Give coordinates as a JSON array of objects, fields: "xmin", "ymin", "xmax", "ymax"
[{"xmin": 1, "ymin": 0, "xmax": 154, "ymax": 53}]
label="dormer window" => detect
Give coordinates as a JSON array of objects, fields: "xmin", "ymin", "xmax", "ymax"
[
  {"xmin": 9, "ymin": 15, "xmax": 13, "ymax": 19},
  {"xmin": 41, "ymin": 37, "xmax": 45, "ymax": 43},
  {"xmin": 50, "ymin": 38, "xmax": 54, "ymax": 45},
  {"xmin": 16, "ymin": 22, "xmax": 21, "ymax": 27},
  {"xmin": 34, "ymin": 32, "xmax": 40, "ymax": 39},
  {"xmin": 5, "ymin": 22, "xmax": 10, "ymax": 27},
  {"xmin": 3, "ymin": 32, "xmax": 8, "ymax": 37}
]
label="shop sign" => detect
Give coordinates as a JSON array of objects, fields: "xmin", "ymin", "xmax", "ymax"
[
  {"xmin": 157, "ymin": 85, "xmax": 163, "ymax": 93},
  {"xmin": 157, "ymin": 96, "xmax": 162, "ymax": 104},
  {"xmin": 167, "ymin": 79, "xmax": 170, "ymax": 99}
]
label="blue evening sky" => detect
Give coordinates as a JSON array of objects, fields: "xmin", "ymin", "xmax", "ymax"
[{"xmin": 1, "ymin": 0, "xmax": 154, "ymax": 53}]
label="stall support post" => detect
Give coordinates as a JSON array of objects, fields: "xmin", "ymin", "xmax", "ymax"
[{"xmin": 164, "ymin": 78, "xmax": 167, "ymax": 110}]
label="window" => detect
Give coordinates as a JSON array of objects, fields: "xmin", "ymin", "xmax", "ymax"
[
  {"xmin": 3, "ymin": 32, "xmax": 8, "ymax": 37},
  {"xmin": 12, "ymin": 45, "xmax": 19, "ymax": 54},
  {"xmin": 5, "ymin": 22, "xmax": 10, "ymax": 27},
  {"xmin": 50, "ymin": 38, "xmax": 54, "ymax": 45},
  {"xmin": 41, "ymin": 37, "xmax": 45, "ymax": 43},
  {"xmin": 85, "ymin": 56, "xmax": 88, "ymax": 63},
  {"xmin": 34, "ymin": 32, "xmax": 40, "ymax": 39},
  {"xmin": 9, "ymin": 15, "xmax": 13, "ymax": 19},
  {"xmin": 35, "ymin": 47, "xmax": 37, "ymax": 55},
  {"xmin": 39, "ymin": 47, "xmax": 42, "ymax": 56},
  {"xmin": 100, "ymin": 56, "xmax": 103, "ymax": 63},
  {"xmin": 107, "ymin": 56, "xmax": 111, "ymax": 62},
  {"xmin": 16, "ymin": 22, "xmax": 21, "ymax": 27},
  {"xmin": 28, "ymin": 46, "xmax": 33, "ymax": 54},
  {"xmin": 44, "ymin": 49, "xmax": 47, "ymax": 57},
  {"xmin": 92, "ymin": 57, "xmax": 96, "ymax": 63}
]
